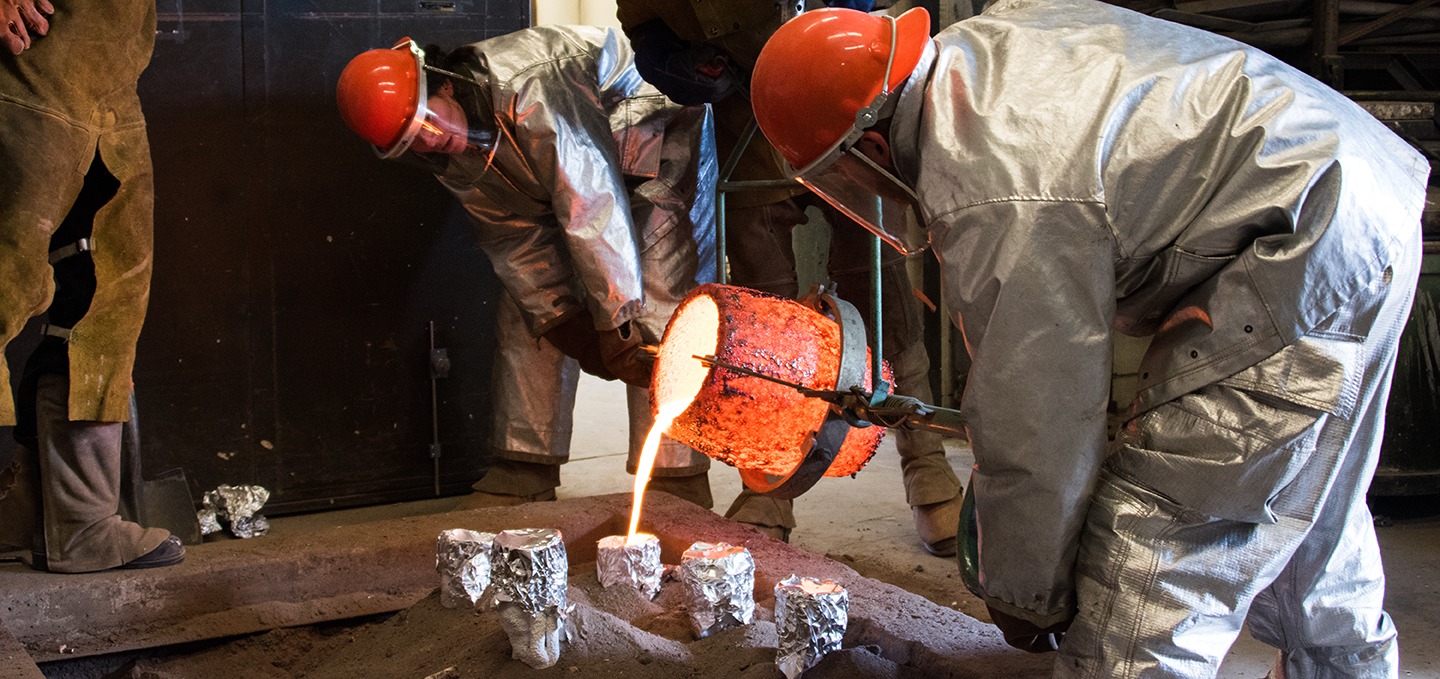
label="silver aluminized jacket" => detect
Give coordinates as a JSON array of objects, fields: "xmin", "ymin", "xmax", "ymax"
[
  {"xmin": 433, "ymin": 25, "xmax": 716, "ymax": 342},
  {"xmin": 889, "ymin": 0, "xmax": 1429, "ymax": 630},
  {"xmin": 425, "ymin": 26, "xmax": 716, "ymax": 473}
]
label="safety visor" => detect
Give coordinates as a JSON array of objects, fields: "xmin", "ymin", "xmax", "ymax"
[
  {"xmin": 787, "ymin": 14, "xmax": 929, "ymax": 255},
  {"xmin": 378, "ymin": 38, "xmax": 498, "ymax": 161},
  {"xmin": 797, "ymin": 147, "xmax": 928, "ymax": 254}
]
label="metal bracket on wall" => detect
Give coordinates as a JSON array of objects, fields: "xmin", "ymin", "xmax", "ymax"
[{"xmin": 428, "ymin": 321, "xmax": 451, "ymax": 496}]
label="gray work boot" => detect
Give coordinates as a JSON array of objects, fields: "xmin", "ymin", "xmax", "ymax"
[
  {"xmin": 33, "ymin": 375, "xmax": 171, "ymax": 573},
  {"xmin": 723, "ymin": 487, "xmax": 796, "ymax": 542},
  {"xmin": 461, "ymin": 458, "xmax": 561, "ymax": 509},
  {"xmin": 646, "ymin": 472, "xmax": 714, "ymax": 509},
  {"xmin": 913, "ymin": 493, "xmax": 962, "ymax": 557}
]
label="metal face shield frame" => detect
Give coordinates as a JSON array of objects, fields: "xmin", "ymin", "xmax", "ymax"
[
  {"xmin": 797, "ymin": 147, "xmax": 928, "ymax": 254},
  {"xmin": 375, "ymin": 39, "xmax": 429, "ymax": 160},
  {"xmin": 377, "ymin": 39, "xmax": 499, "ymax": 163},
  {"xmin": 786, "ymin": 15, "xmax": 929, "ymax": 255}
]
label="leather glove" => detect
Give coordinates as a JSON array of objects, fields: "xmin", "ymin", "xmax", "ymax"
[
  {"xmin": 1, "ymin": 0, "xmax": 53, "ymax": 55},
  {"xmin": 541, "ymin": 310, "xmax": 616, "ymax": 381},
  {"xmin": 629, "ymin": 19, "xmax": 740, "ymax": 106},
  {"xmin": 598, "ymin": 321, "xmax": 653, "ymax": 389},
  {"xmin": 985, "ymin": 604, "xmax": 1072, "ymax": 654}
]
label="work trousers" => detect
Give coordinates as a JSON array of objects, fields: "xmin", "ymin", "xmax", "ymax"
[
  {"xmin": 479, "ymin": 292, "xmax": 710, "ymax": 489},
  {"xmin": 1059, "ymin": 242, "xmax": 1418, "ymax": 678}
]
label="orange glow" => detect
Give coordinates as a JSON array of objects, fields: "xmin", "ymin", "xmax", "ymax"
[{"xmin": 653, "ymin": 284, "xmax": 888, "ymax": 484}]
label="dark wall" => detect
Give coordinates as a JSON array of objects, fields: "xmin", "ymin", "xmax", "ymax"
[{"xmin": 128, "ymin": 0, "xmax": 531, "ymax": 513}]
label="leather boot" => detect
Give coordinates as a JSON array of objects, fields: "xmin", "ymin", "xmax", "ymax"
[
  {"xmin": 646, "ymin": 472, "xmax": 714, "ymax": 509},
  {"xmin": 723, "ymin": 487, "xmax": 796, "ymax": 542},
  {"xmin": 34, "ymin": 374, "xmax": 170, "ymax": 573},
  {"xmin": 913, "ymin": 493, "xmax": 962, "ymax": 557},
  {"xmin": 461, "ymin": 458, "xmax": 561, "ymax": 509}
]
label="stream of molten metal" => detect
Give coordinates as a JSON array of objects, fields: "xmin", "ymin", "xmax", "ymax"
[{"xmin": 627, "ymin": 399, "xmax": 691, "ymax": 543}]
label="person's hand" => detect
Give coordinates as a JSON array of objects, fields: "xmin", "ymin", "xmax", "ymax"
[
  {"xmin": 541, "ymin": 310, "xmax": 616, "ymax": 381},
  {"xmin": 985, "ymin": 604, "xmax": 1072, "ymax": 653},
  {"xmin": 1, "ymin": 0, "xmax": 54, "ymax": 56},
  {"xmin": 598, "ymin": 321, "xmax": 652, "ymax": 389}
]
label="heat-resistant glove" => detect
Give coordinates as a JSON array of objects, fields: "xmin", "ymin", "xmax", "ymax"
[
  {"xmin": 541, "ymin": 310, "xmax": 616, "ymax": 381},
  {"xmin": 598, "ymin": 321, "xmax": 653, "ymax": 389},
  {"xmin": 629, "ymin": 19, "xmax": 740, "ymax": 106},
  {"xmin": 985, "ymin": 604, "xmax": 1072, "ymax": 653}
]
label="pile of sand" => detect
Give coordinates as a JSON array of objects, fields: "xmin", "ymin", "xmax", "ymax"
[{"xmin": 118, "ymin": 564, "xmax": 937, "ymax": 679}]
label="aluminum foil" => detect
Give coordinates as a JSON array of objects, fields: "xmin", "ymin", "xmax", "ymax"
[
  {"xmin": 679, "ymin": 541, "xmax": 755, "ymax": 638},
  {"xmin": 197, "ymin": 484, "xmax": 271, "ymax": 539},
  {"xmin": 486, "ymin": 528, "xmax": 569, "ymax": 669},
  {"xmin": 436, "ymin": 529, "xmax": 495, "ymax": 609},
  {"xmin": 231, "ymin": 514, "xmax": 270, "ymax": 539},
  {"xmin": 596, "ymin": 534, "xmax": 662, "ymax": 600},
  {"xmin": 197, "ymin": 508, "xmax": 222, "ymax": 536},
  {"xmin": 774, "ymin": 575, "xmax": 848, "ymax": 679}
]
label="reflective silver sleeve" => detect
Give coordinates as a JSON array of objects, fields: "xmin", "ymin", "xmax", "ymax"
[{"xmin": 932, "ymin": 198, "xmax": 1117, "ymax": 626}]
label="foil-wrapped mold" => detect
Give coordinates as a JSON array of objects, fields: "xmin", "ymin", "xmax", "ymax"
[
  {"xmin": 197, "ymin": 484, "xmax": 271, "ymax": 538},
  {"xmin": 774, "ymin": 574, "xmax": 848, "ymax": 679},
  {"xmin": 436, "ymin": 529, "xmax": 495, "ymax": 609},
  {"xmin": 679, "ymin": 541, "xmax": 755, "ymax": 638},
  {"xmin": 597, "ymin": 534, "xmax": 663, "ymax": 600},
  {"xmin": 486, "ymin": 528, "xmax": 570, "ymax": 669}
]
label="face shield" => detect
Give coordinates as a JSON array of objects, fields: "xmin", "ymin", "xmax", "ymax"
[
  {"xmin": 797, "ymin": 145, "xmax": 928, "ymax": 254},
  {"xmin": 377, "ymin": 39, "xmax": 500, "ymax": 164},
  {"xmin": 787, "ymin": 15, "xmax": 930, "ymax": 255}
]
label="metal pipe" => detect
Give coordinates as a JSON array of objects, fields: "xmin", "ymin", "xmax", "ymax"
[{"xmin": 871, "ymin": 197, "xmax": 885, "ymax": 396}]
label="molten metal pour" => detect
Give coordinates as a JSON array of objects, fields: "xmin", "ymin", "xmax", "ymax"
[
  {"xmin": 623, "ymin": 283, "xmax": 966, "ymax": 543},
  {"xmin": 627, "ymin": 400, "xmax": 689, "ymax": 542}
]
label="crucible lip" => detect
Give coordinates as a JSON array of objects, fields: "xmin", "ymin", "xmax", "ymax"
[{"xmin": 653, "ymin": 292, "xmax": 721, "ymax": 417}]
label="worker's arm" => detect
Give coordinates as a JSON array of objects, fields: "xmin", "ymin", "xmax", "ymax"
[
  {"xmin": 507, "ymin": 58, "xmax": 655, "ymax": 386},
  {"xmin": 931, "ymin": 197, "xmax": 1117, "ymax": 631}
]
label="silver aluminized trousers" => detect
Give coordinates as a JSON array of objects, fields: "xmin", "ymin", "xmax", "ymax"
[
  {"xmin": 487, "ymin": 293, "xmax": 706, "ymax": 476},
  {"xmin": 1058, "ymin": 242, "xmax": 1419, "ymax": 678}
]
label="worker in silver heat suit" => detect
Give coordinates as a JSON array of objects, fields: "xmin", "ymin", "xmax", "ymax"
[
  {"xmin": 748, "ymin": 3, "xmax": 1427, "ymax": 677},
  {"xmin": 336, "ymin": 26, "xmax": 717, "ymax": 508}
]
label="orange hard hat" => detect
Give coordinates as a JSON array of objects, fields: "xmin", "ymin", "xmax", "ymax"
[
  {"xmin": 336, "ymin": 38, "xmax": 428, "ymax": 157},
  {"xmin": 751, "ymin": 7, "xmax": 930, "ymax": 173}
]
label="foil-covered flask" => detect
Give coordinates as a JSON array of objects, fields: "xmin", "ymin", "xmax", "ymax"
[
  {"xmin": 435, "ymin": 529, "xmax": 495, "ymax": 608},
  {"xmin": 597, "ymin": 533, "xmax": 663, "ymax": 599},
  {"xmin": 679, "ymin": 541, "xmax": 755, "ymax": 638},
  {"xmin": 486, "ymin": 528, "xmax": 570, "ymax": 669},
  {"xmin": 774, "ymin": 574, "xmax": 848, "ymax": 678}
]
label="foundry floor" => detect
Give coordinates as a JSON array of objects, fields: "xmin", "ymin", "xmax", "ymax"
[
  {"xmin": 265, "ymin": 375, "xmax": 1440, "ymax": 677},
  {"xmin": 12, "ymin": 374, "xmax": 1439, "ymax": 677},
  {"xmin": 548, "ymin": 375, "xmax": 1440, "ymax": 678}
]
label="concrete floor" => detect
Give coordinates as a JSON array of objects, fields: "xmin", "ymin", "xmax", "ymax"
[{"xmin": 547, "ymin": 373, "xmax": 1440, "ymax": 678}]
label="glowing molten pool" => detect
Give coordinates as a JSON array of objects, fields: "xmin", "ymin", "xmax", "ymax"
[{"xmin": 651, "ymin": 283, "xmax": 888, "ymax": 481}]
